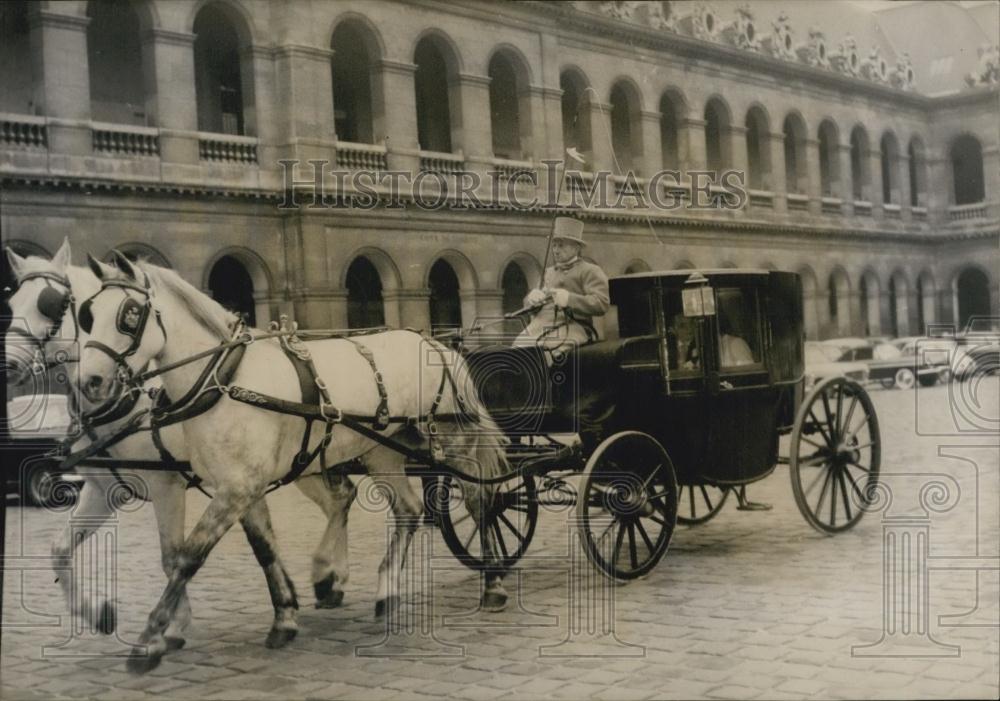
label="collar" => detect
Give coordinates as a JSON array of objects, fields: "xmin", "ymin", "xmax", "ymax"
[{"xmin": 553, "ymin": 256, "xmax": 580, "ymax": 272}]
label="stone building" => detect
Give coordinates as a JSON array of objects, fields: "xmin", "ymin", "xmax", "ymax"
[{"xmin": 1, "ymin": 0, "xmax": 997, "ymax": 339}]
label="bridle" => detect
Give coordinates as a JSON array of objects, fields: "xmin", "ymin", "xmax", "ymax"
[
  {"xmin": 6, "ymin": 271, "xmax": 78, "ymax": 376},
  {"xmin": 80, "ymin": 270, "xmax": 166, "ymax": 386}
]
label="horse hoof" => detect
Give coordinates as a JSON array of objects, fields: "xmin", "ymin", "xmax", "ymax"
[
  {"xmin": 126, "ymin": 646, "xmax": 163, "ymax": 675},
  {"xmin": 482, "ymin": 590, "xmax": 508, "ymax": 613},
  {"xmin": 96, "ymin": 601, "xmax": 116, "ymax": 635},
  {"xmin": 265, "ymin": 627, "xmax": 298, "ymax": 649},
  {"xmin": 165, "ymin": 636, "xmax": 186, "ymax": 652},
  {"xmin": 374, "ymin": 595, "xmax": 399, "ymax": 619},
  {"xmin": 315, "ymin": 589, "xmax": 345, "ymax": 609}
]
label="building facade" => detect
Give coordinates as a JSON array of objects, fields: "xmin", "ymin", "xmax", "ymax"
[{"xmin": 2, "ymin": 0, "xmax": 997, "ymax": 340}]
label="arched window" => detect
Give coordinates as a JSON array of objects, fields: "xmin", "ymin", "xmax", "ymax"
[
  {"xmin": 951, "ymin": 135, "xmax": 985, "ymax": 205},
  {"xmin": 957, "ymin": 268, "xmax": 991, "ymax": 329},
  {"xmin": 194, "ymin": 3, "xmax": 251, "ymax": 135},
  {"xmin": 87, "ymin": 0, "xmax": 149, "ymax": 125},
  {"xmin": 818, "ymin": 120, "xmax": 839, "ymax": 197},
  {"xmin": 659, "ymin": 91, "xmax": 682, "ymax": 169},
  {"xmin": 330, "ymin": 21, "xmax": 377, "ymax": 144},
  {"xmin": 704, "ymin": 99, "xmax": 730, "ymax": 172},
  {"xmin": 209, "ymin": 255, "xmax": 255, "ymax": 325},
  {"xmin": 346, "ymin": 257, "xmax": 385, "ymax": 329},
  {"xmin": 783, "ymin": 114, "xmax": 807, "ymax": 194},
  {"xmin": 609, "ymin": 81, "xmax": 642, "ymax": 174},
  {"xmin": 560, "ymin": 70, "xmax": 592, "ymax": 162},
  {"xmin": 860, "ymin": 279, "xmax": 870, "ymax": 336},
  {"xmin": 488, "ymin": 52, "xmax": 530, "ymax": 160},
  {"xmin": 850, "ymin": 127, "xmax": 870, "ymax": 201},
  {"xmin": 744, "ymin": 107, "xmax": 770, "ymax": 190},
  {"xmin": 501, "ymin": 262, "xmax": 528, "ymax": 315},
  {"xmin": 429, "ymin": 259, "xmax": 462, "ymax": 333},
  {"xmin": 0, "ymin": 2, "xmax": 35, "ymax": 114},
  {"xmin": 414, "ymin": 36, "xmax": 457, "ymax": 153},
  {"xmin": 880, "ymin": 132, "xmax": 899, "ymax": 204}
]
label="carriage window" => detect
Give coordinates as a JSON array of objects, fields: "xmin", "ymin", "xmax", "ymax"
[
  {"xmin": 663, "ymin": 291, "xmax": 702, "ymax": 373},
  {"xmin": 716, "ymin": 288, "xmax": 762, "ymax": 369}
]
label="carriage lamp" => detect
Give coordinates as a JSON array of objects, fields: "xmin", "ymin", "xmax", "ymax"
[{"xmin": 682, "ymin": 272, "xmax": 716, "ymax": 317}]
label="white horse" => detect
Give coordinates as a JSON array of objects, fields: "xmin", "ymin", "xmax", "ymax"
[
  {"xmin": 5, "ymin": 241, "xmax": 355, "ymax": 651},
  {"xmin": 79, "ymin": 253, "xmax": 510, "ymax": 674}
]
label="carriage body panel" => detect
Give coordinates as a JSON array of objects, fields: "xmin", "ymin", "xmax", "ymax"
[{"xmin": 469, "ymin": 269, "xmax": 806, "ymax": 486}]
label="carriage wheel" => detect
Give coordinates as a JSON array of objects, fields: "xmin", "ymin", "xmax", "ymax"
[
  {"xmin": 677, "ymin": 484, "xmax": 729, "ymax": 526},
  {"xmin": 577, "ymin": 431, "xmax": 678, "ymax": 581},
  {"xmin": 436, "ymin": 473, "xmax": 537, "ymax": 571},
  {"xmin": 790, "ymin": 376, "xmax": 881, "ymax": 534}
]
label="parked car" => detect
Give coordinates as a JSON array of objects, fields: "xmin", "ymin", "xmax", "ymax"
[
  {"xmin": 3, "ymin": 394, "xmax": 82, "ymax": 507},
  {"xmin": 892, "ymin": 336, "xmax": 956, "ymax": 386},
  {"xmin": 955, "ymin": 318, "xmax": 1000, "ymax": 379},
  {"xmin": 804, "ymin": 341, "xmax": 869, "ymax": 388},
  {"xmin": 821, "ymin": 337, "xmax": 937, "ymax": 389}
]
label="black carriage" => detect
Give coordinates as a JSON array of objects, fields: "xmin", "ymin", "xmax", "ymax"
[{"xmin": 439, "ymin": 269, "xmax": 882, "ymax": 580}]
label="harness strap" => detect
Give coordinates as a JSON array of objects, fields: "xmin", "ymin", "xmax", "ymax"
[
  {"xmin": 151, "ymin": 343, "xmax": 246, "ymax": 428},
  {"xmin": 276, "ymin": 329, "xmax": 327, "ymax": 487},
  {"xmin": 345, "ymin": 339, "xmax": 390, "ymax": 430},
  {"xmin": 59, "ymin": 410, "xmax": 150, "ymax": 471},
  {"xmin": 149, "ymin": 399, "xmax": 213, "ymax": 498}
]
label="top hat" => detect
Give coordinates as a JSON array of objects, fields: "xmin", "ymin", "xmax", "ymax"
[{"xmin": 552, "ymin": 217, "xmax": 586, "ymax": 246}]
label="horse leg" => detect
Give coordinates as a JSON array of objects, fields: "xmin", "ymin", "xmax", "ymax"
[
  {"xmin": 127, "ymin": 488, "xmax": 255, "ymax": 675},
  {"xmin": 294, "ymin": 473, "xmax": 355, "ymax": 609},
  {"xmin": 367, "ymin": 449, "xmax": 422, "ymax": 619},
  {"xmin": 239, "ymin": 497, "xmax": 300, "ymax": 649},
  {"xmin": 148, "ymin": 473, "xmax": 190, "ymax": 650},
  {"xmin": 463, "ymin": 481, "xmax": 509, "ymax": 612},
  {"xmin": 50, "ymin": 474, "xmax": 117, "ymax": 634}
]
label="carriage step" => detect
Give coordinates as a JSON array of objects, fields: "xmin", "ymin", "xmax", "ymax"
[{"xmin": 735, "ymin": 485, "xmax": 772, "ymax": 511}]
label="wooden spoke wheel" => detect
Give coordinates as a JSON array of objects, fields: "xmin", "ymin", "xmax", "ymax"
[
  {"xmin": 577, "ymin": 431, "xmax": 678, "ymax": 581},
  {"xmin": 435, "ymin": 473, "xmax": 538, "ymax": 571},
  {"xmin": 677, "ymin": 484, "xmax": 729, "ymax": 526},
  {"xmin": 790, "ymin": 376, "xmax": 881, "ymax": 534}
]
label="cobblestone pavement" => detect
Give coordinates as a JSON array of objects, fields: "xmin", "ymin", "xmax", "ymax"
[{"xmin": 3, "ymin": 383, "xmax": 998, "ymax": 700}]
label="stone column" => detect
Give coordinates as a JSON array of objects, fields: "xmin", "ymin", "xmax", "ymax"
[
  {"xmin": 924, "ymin": 151, "xmax": 950, "ymax": 226},
  {"xmin": 588, "ymin": 101, "xmax": 614, "ymax": 174},
  {"xmin": 535, "ymin": 85, "xmax": 565, "ymax": 206},
  {"xmin": 243, "ymin": 44, "xmax": 280, "ymax": 174},
  {"xmin": 372, "ymin": 59, "xmax": 419, "ymax": 173},
  {"xmin": 868, "ymin": 147, "xmax": 884, "ymax": 217},
  {"xmin": 383, "ymin": 288, "xmax": 431, "ymax": 333},
  {"xmin": 293, "ymin": 290, "xmax": 348, "ymax": 329},
  {"xmin": 273, "ymin": 44, "xmax": 337, "ymax": 165},
  {"xmin": 898, "ymin": 152, "xmax": 913, "ymax": 221},
  {"xmin": 679, "ymin": 118, "xmax": 706, "ymax": 172},
  {"xmin": 30, "ymin": 10, "xmax": 91, "ymax": 155},
  {"xmin": 767, "ymin": 132, "xmax": 788, "ymax": 214},
  {"xmin": 470, "ymin": 290, "xmax": 504, "ymax": 325},
  {"xmin": 452, "ymin": 73, "xmax": 493, "ymax": 167},
  {"xmin": 639, "ymin": 110, "xmax": 663, "ymax": 180},
  {"xmin": 726, "ymin": 125, "xmax": 748, "ymax": 175},
  {"xmin": 805, "ymin": 138, "xmax": 822, "ymax": 215},
  {"xmin": 838, "ymin": 143, "xmax": 855, "ymax": 215},
  {"xmin": 846, "ymin": 289, "xmax": 863, "ymax": 336},
  {"xmin": 142, "ymin": 29, "xmax": 200, "ymax": 169}
]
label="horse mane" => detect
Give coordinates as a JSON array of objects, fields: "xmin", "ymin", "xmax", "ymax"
[{"xmin": 138, "ymin": 262, "xmax": 237, "ymax": 339}]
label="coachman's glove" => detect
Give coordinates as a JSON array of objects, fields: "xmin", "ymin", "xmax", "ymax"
[
  {"xmin": 549, "ymin": 288, "xmax": 570, "ymax": 308},
  {"xmin": 525, "ymin": 288, "xmax": 548, "ymax": 307}
]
